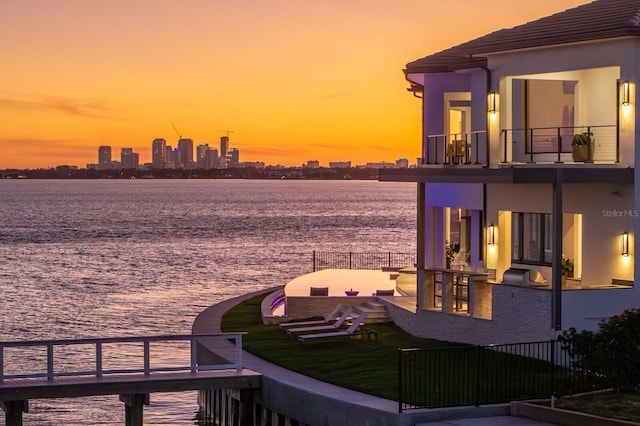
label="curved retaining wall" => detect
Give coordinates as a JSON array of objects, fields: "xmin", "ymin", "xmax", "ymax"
[{"xmin": 192, "ymin": 287, "xmax": 509, "ymax": 426}]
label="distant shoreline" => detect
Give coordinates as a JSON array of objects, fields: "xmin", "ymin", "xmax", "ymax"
[{"xmin": 0, "ymin": 166, "xmax": 387, "ymax": 180}]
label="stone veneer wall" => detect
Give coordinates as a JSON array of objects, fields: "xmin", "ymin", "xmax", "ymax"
[{"xmin": 385, "ymin": 284, "xmax": 555, "ymax": 346}]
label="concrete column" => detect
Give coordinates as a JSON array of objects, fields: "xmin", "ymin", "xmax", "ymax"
[
  {"xmin": 417, "ymin": 182, "xmax": 426, "ymax": 310},
  {"xmin": 120, "ymin": 394, "xmax": 149, "ymax": 426},
  {"xmin": 552, "ymin": 171, "xmax": 563, "ymax": 331},
  {"xmin": 1, "ymin": 400, "xmax": 28, "ymax": 426}
]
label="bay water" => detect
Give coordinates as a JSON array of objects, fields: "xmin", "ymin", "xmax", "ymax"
[{"xmin": 0, "ymin": 179, "xmax": 415, "ymax": 425}]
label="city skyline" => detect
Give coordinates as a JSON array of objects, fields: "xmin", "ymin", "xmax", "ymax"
[
  {"xmin": 1, "ymin": 0, "xmax": 587, "ymax": 169},
  {"xmin": 83, "ymin": 136, "xmax": 410, "ymax": 171}
]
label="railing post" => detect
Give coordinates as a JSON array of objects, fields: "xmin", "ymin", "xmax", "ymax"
[
  {"xmin": 0, "ymin": 343, "xmax": 3, "ymax": 382},
  {"xmin": 397, "ymin": 349, "xmax": 403, "ymax": 413},
  {"xmin": 312, "ymin": 250, "xmax": 316, "ymax": 272},
  {"xmin": 529, "ymin": 128, "xmax": 534, "ymax": 163},
  {"xmin": 349, "ymin": 252, "xmax": 352, "ymax": 270},
  {"xmin": 235, "ymin": 335, "xmax": 243, "ymax": 371},
  {"xmin": 464, "ymin": 133, "xmax": 469, "ymax": 164},
  {"xmin": 502, "ymin": 130, "xmax": 507, "ymax": 163},
  {"xmin": 474, "ymin": 132, "xmax": 479, "ymax": 164},
  {"xmin": 616, "ymin": 122, "xmax": 620, "ymax": 163},
  {"xmin": 586, "ymin": 126, "xmax": 593, "ymax": 163},
  {"xmin": 434, "ymin": 136, "xmax": 439, "ymax": 165},
  {"xmin": 550, "ymin": 340, "xmax": 556, "ymax": 400},
  {"xmin": 96, "ymin": 342, "xmax": 103, "ymax": 377},
  {"xmin": 143, "ymin": 339, "xmax": 150, "ymax": 375},
  {"xmin": 422, "ymin": 136, "xmax": 431, "ymax": 164},
  {"xmin": 190, "ymin": 335, "xmax": 197, "ymax": 373},
  {"xmin": 475, "ymin": 345, "xmax": 482, "ymax": 407},
  {"xmin": 556, "ymin": 127, "xmax": 562, "ymax": 163},
  {"xmin": 47, "ymin": 342, "xmax": 54, "ymax": 381}
]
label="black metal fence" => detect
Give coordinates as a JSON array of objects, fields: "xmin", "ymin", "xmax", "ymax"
[
  {"xmin": 312, "ymin": 251, "xmax": 416, "ymax": 272},
  {"xmin": 398, "ymin": 340, "xmax": 605, "ymax": 412},
  {"xmin": 422, "ymin": 130, "xmax": 487, "ymax": 165}
]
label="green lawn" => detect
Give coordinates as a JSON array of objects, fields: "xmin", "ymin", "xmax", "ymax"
[
  {"xmin": 220, "ymin": 293, "xmax": 460, "ymax": 400},
  {"xmin": 551, "ymin": 391, "xmax": 640, "ymax": 422},
  {"xmin": 220, "ymin": 292, "xmax": 631, "ymax": 422}
]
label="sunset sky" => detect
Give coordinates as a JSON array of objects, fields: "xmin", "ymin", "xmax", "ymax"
[{"xmin": 1, "ymin": 0, "xmax": 588, "ymax": 169}]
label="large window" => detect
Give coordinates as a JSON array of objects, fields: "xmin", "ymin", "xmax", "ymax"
[
  {"xmin": 512, "ymin": 212, "xmax": 553, "ymax": 265},
  {"xmin": 512, "ymin": 79, "xmax": 577, "ymax": 154}
]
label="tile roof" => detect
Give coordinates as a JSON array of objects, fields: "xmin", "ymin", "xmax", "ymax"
[{"xmin": 406, "ymin": 0, "xmax": 640, "ymax": 74}]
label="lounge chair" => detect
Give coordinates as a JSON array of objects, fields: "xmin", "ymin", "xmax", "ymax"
[
  {"xmin": 298, "ymin": 311, "xmax": 376, "ymax": 342},
  {"xmin": 286, "ymin": 306, "xmax": 355, "ymax": 336},
  {"xmin": 279, "ymin": 304, "xmax": 343, "ymax": 329}
]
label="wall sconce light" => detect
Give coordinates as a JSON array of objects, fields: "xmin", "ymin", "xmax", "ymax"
[
  {"xmin": 488, "ymin": 224, "xmax": 496, "ymax": 246},
  {"xmin": 622, "ymin": 81, "xmax": 630, "ymax": 106},
  {"xmin": 621, "ymin": 231, "xmax": 629, "ymax": 256},
  {"xmin": 488, "ymin": 92, "xmax": 497, "ymax": 114}
]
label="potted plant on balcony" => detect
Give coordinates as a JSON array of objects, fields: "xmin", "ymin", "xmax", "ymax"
[
  {"xmin": 571, "ymin": 132, "xmax": 594, "ymax": 162},
  {"xmin": 561, "ymin": 255, "xmax": 574, "ymax": 287},
  {"xmin": 445, "ymin": 241, "xmax": 459, "ymax": 269}
]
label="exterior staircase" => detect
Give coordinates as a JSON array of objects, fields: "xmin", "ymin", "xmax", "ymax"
[{"xmin": 357, "ymin": 300, "xmax": 391, "ymax": 323}]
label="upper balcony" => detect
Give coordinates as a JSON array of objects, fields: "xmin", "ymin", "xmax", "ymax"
[
  {"xmin": 418, "ymin": 124, "xmax": 619, "ymax": 168},
  {"xmin": 412, "ymin": 65, "xmax": 631, "ymax": 171},
  {"xmin": 420, "ymin": 131, "xmax": 487, "ymax": 167},
  {"xmin": 499, "ymin": 124, "xmax": 618, "ymax": 165}
]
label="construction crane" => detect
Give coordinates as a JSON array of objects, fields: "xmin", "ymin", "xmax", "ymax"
[
  {"xmin": 171, "ymin": 122, "xmax": 182, "ymax": 140},
  {"xmin": 216, "ymin": 129, "xmax": 235, "ymax": 138}
]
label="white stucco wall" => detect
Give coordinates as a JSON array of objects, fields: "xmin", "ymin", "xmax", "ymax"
[
  {"xmin": 562, "ymin": 287, "xmax": 635, "ymax": 332},
  {"xmin": 488, "ymin": 38, "xmax": 638, "ymax": 168}
]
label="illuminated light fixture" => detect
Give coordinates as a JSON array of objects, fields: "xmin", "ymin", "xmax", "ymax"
[
  {"xmin": 488, "ymin": 224, "xmax": 496, "ymax": 246},
  {"xmin": 622, "ymin": 81, "xmax": 631, "ymax": 106},
  {"xmin": 621, "ymin": 231, "xmax": 629, "ymax": 256},
  {"xmin": 488, "ymin": 92, "xmax": 497, "ymax": 114}
]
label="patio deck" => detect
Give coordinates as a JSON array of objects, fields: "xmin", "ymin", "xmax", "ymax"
[{"xmin": 284, "ymin": 268, "xmax": 399, "ymax": 297}]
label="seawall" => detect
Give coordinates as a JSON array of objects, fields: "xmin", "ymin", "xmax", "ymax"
[{"xmin": 191, "ymin": 287, "xmax": 509, "ymax": 426}]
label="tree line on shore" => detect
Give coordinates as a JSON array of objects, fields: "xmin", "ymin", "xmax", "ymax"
[{"xmin": 1, "ymin": 166, "xmax": 380, "ymax": 180}]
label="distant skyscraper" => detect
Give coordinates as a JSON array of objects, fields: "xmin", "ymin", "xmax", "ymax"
[
  {"xmin": 220, "ymin": 136, "xmax": 229, "ymax": 158},
  {"xmin": 178, "ymin": 138, "xmax": 194, "ymax": 168},
  {"xmin": 121, "ymin": 148, "xmax": 139, "ymax": 169},
  {"xmin": 196, "ymin": 144, "xmax": 209, "ymax": 169},
  {"xmin": 205, "ymin": 148, "xmax": 219, "ymax": 169},
  {"xmin": 396, "ymin": 158, "xmax": 409, "ymax": 168},
  {"xmin": 98, "ymin": 146, "xmax": 111, "ymax": 165},
  {"xmin": 227, "ymin": 147, "xmax": 240, "ymax": 167},
  {"xmin": 152, "ymin": 138, "xmax": 166, "ymax": 168},
  {"xmin": 329, "ymin": 161, "xmax": 352, "ymax": 168}
]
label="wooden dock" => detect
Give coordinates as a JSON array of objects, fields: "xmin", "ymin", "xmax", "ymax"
[{"xmin": 0, "ymin": 334, "xmax": 261, "ymax": 426}]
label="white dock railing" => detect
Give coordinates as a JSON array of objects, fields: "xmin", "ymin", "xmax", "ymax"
[{"xmin": 0, "ymin": 333, "xmax": 245, "ymax": 381}]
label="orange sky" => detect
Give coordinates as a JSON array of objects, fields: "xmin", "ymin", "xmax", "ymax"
[{"xmin": 1, "ymin": 0, "xmax": 588, "ymax": 169}]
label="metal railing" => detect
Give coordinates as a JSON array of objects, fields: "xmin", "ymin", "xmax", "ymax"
[
  {"xmin": 312, "ymin": 251, "xmax": 416, "ymax": 272},
  {"xmin": 0, "ymin": 333, "xmax": 245, "ymax": 382},
  {"xmin": 501, "ymin": 125, "xmax": 617, "ymax": 164},
  {"xmin": 421, "ymin": 131, "xmax": 487, "ymax": 166},
  {"xmin": 398, "ymin": 340, "xmax": 604, "ymax": 412}
]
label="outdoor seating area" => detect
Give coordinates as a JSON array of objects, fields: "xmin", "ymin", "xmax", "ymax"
[
  {"xmin": 278, "ymin": 304, "xmax": 344, "ymax": 329},
  {"xmin": 279, "ymin": 304, "xmax": 378, "ymax": 342}
]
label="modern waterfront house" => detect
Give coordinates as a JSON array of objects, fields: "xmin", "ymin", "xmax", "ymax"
[{"xmin": 377, "ymin": 0, "xmax": 640, "ymax": 345}]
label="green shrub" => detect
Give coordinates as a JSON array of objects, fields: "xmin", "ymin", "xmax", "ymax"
[{"xmin": 560, "ymin": 309, "xmax": 640, "ymax": 390}]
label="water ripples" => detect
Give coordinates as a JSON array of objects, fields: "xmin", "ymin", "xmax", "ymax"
[{"xmin": 0, "ymin": 179, "xmax": 415, "ymax": 424}]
